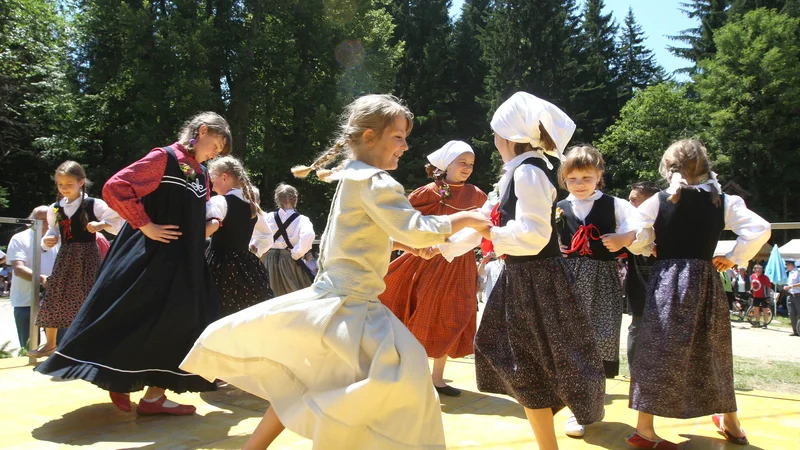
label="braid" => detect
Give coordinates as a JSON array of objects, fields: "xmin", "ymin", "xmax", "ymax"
[
  {"xmin": 238, "ymin": 168, "xmax": 259, "ymax": 218},
  {"xmin": 667, "ymin": 168, "xmax": 682, "ymax": 205},
  {"xmin": 292, "ymin": 139, "xmax": 347, "ymax": 181}
]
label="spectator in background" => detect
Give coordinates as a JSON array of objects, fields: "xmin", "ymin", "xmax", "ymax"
[
  {"xmin": 478, "ymin": 252, "xmax": 503, "ymax": 304},
  {"xmin": 732, "ymin": 266, "xmax": 751, "ymax": 302},
  {"xmin": 750, "ymin": 264, "xmax": 772, "ymax": 328},
  {"xmin": 783, "ymin": 260, "xmax": 800, "ymax": 337},
  {"xmin": 6, "ymin": 205, "xmax": 59, "ymax": 350}
]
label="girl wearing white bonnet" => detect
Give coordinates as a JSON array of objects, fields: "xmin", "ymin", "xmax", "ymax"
[
  {"xmin": 473, "ymin": 92, "xmax": 606, "ymax": 449},
  {"xmin": 380, "ymin": 140, "xmax": 487, "ymax": 397}
]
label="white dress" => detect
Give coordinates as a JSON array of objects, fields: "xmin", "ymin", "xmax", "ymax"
[{"xmin": 181, "ymin": 161, "xmax": 451, "ymax": 450}]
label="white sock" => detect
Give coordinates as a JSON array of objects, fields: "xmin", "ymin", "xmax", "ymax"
[{"xmin": 141, "ymin": 395, "xmax": 180, "ymax": 408}]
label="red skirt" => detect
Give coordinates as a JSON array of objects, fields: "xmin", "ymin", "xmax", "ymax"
[{"xmin": 380, "ymin": 252, "xmax": 478, "ymax": 358}]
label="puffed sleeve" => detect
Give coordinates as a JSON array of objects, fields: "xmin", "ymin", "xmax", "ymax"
[
  {"xmin": 618, "ymin": 194, "xmax": 658, "ymax": 256},
  {"xmin": 490, "ymin": 164, "xmax": 556, "ymax": 256},
  {"xmin": 724, "ymin": 195, "xmax": 771, "ymax": 267},
  {"xmin": 102, "ymin": 148, "xmax": 168, "ymax": 229},
  {"xmin": 249, "ymin": 212, "xmax": 276, "ymax": 257},
  {"xmin": 92, "ymin": 198, "xmax": 124, "ymax": 235},
  {"xmin": 437, "ymin": 189, "xmax": 490, "ymax": 262},
  {"xmin": 361, "ymin": 173, "xmax": 452, "ymax": 248},
  {"xmin": 206, "ymin": 195, "xmax": 228, "ymax": 222},
  {"xmin": 45, "ymin": 205, "xmax": 58, "ymax": 240},
  {"xmin": 290, "ymin": 216, "xmax": 316, "ymax": 260}
]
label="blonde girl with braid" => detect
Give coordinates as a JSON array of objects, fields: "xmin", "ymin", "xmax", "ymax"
[
  {"xmin": 29, "ymin": 161, "xmax": 123, "ymax": 358},
  {"xmin": 206, "ymin": 156, "xmax": 275, "ymax": 316},
  {"xmin": 182, "ymin": 94, "xmax": 491, "ymax": 450}
]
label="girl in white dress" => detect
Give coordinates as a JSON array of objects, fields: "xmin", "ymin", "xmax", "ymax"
[{"xmin": 181, "ymin": 94, "xmax": 491, "ymax": 450}]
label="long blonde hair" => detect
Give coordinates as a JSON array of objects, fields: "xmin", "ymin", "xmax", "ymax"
[
  {"xmin": 292, "ymin": 94, "xmax": 413, "ymax": 182},
  {"xmin": 207, "ymin": 156, "xmax": 260, "ymax": 218},
  {"xmin": 659, "ymin": 139, "xmax": 720, "ymax": 207}
]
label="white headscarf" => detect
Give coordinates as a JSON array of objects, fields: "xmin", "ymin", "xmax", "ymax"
[
  {"xmin": 490, "ymin": 91, "xmax": 576, "ymax": 163},
  {"xmin": 427, "ymin": 140, "xmax": 474, "ymax": 172}
]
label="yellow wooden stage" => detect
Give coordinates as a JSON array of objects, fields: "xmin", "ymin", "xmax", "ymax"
[{"xmin": 1, "ymin": 357, "xmax": 796, "ymax": 449}]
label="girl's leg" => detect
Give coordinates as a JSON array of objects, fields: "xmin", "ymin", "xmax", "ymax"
[
  {"xmin": 31, "ymin": 327, "xmax": 58, "ymax": 353},
  {"xmin": 524, "ymin": 407, "xmax": 558, "ymax": 450},
  {"xmin": 244, "ymin": 406, "xmax": 285, "ymax": 450},
  {"xmin": 143, "ymin": 386, "xmax": 166, "ymax": 400},
  {"xmin": 432, "ymin": 356, "xmax": 448, "ymax": 387},
  {"xmin": 636, "ymin": 412, "xmax": 658, "ymax": 440},
  {"xmin": 723, "ymin": 411, "xmax": 746, "ymax": 438}
]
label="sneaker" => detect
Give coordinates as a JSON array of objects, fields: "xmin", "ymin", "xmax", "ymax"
[
  {"xmin": 564, "ymin": 414, "xmax": 585, "ymax": 437},
  {"xmin": 761, "ymin": 324, "xmax": 768, "ymax": 329},
  {"xmin": 750, "ymin": 322, "xmax": 761, "ymax": 328}
]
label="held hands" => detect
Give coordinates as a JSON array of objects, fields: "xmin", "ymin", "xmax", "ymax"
[
  {"xmin": 712, "ymin": 256, "xmax": 735, "ymax": 272},
  {"xmin": 560, "ymin": 244, "xmax": 570, "ymax": 258},
  {"xmin": 140, "ymin": 222, "xmax": 182, "ymax": 243},
  {"xmin": 42, "ymin": 236, "xmax": 58, "ymax": 248},
  {"xmin": 418, "ymin": 246, "xmax": 441, "ymax": 260},
  {"xmin": 601, "ymin": 231, "xmax": 636, "ymax": 253},
  {"xmin": 39, "ymin": 274, "xmax": 48, "ymax": 289},
  {"xmin": 86, "ymin": 221, "xmax": 108, "ymax": 233}
]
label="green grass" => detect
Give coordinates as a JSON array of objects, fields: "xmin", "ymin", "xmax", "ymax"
[
  {"xmin": 771, "ymin": 315, "xmax": 795, "ymax": 329},
  {"xmin": 618, "ymin": 354, "xmax": 800, "ymax": 395},
  {"xmin": 0, "ymin": 341, "xmax": 17, "ymax": 359}
]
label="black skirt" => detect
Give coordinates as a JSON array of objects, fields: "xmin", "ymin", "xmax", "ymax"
[
  {"xmin": 36, "ymin": 147, "xmax": 219, "ymax": 394},
  {"xmin": 474, "ymin": 257, "xmax": 606, "ymax": 425},
  {"xmin": 208, "ymin": 249, "xmax": 274, "ymax": 317}
]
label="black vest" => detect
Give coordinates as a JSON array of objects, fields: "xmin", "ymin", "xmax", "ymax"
[
  {"xmin": 209, "ymin": 194, "xmax": 257, "ymax": 251},
  {"xmin": 54, "ymin": 197, "xmax": 99, "ymax": 243},
  {"xmin": 557, "ymin": 194, "xmax": 617, "ymax": 261},
  {"xmin": 654, "ymin": 190, "xmax": 725, "ymax": 261},
  {"xmin": 499, "ymin": 155, "xmax": 561, "ymax": 262}
]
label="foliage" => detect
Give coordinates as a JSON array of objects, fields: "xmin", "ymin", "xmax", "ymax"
[
  {"xmin": 597, "ymin": 83, "xmax": 702, "ymax": 196},
  {"xmin": 695, "ymin": 8, "xmax": 800, "ymax": 220}
]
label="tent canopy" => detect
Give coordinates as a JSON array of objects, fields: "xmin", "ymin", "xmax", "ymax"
[{"xmin": 779, "ymin": 239, "xmax": 800, "ymax": 260}]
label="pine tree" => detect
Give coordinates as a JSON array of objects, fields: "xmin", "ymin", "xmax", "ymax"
[
  {"xmin": 617, "ymin": 7, "xmax": 666, "ymax": 103},
  {"xmin": 389, "ymin": 0, "xmax": 458, "ymax": 188},
  {"xmin": 668, "ymin": 0, "xmax": 729, "ymax": 73},
  {"xmin": 572, "ymin": 0, "xmax": 620, "ymax": 143}
]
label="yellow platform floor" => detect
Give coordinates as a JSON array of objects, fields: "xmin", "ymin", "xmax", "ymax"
[{"xmin": 0, "ymin": 356, "xmax": 797, "ymax": 449}]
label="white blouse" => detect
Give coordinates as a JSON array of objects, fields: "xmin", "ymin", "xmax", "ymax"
[
  {"xmin": 45, "ymin": 196, "xmax": 123, "ymax": 242},
  {"xmin": 263, "ymin": 208, "xmax": 316, "ymax": 260},
  {"xmin": 563, "ymin": 191, "xmax": 641, "ymax": 237},
  {"xmin": 438, "ymin": 151, "xmax": 557, "ymax": 259},
  {"xmin": 206, "ymin": 189, "xmax": 275, "ymax": 255},
  {"xmin": 621, "ymin": 184, "xmax": 771, "ymax": 267}
]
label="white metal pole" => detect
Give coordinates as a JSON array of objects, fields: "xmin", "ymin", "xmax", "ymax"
[{"xmin": 28, "ymin": 218, "xmax": 42, "ymax": 365}]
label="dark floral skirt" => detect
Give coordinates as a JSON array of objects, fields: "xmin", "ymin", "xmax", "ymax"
[
  {"xmin": 474, "ymin": 257, "xmax": 606, "ymax": 425},
  {"xmin": 208, "ymin": 249, "xmax": 274, "ymax": 317},
  {"xmin": 630, "ymin": 259, "xmax": 737, "ymax": 418},
  {"xmin": 36, "ymin": 241, "xmax": 100, "ymax": 329},
  {"xmin": 563, "ymin": 257, "xmax": 624, "ymax": 378}
]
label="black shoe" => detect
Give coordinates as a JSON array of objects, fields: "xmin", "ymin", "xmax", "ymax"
[
  {"xmin": 761, "ymin": 324, "xmax": 768, "ymax": 329},
  {"xmin": 750, "ymin": 322, "xmax": 761, "ymax": 328},
  {"xmin": 434, "ymin": 384, "xmax": 462, "ymax": 397},
  {"xmin": 789, "ymin": 333, "xmax": 799, "ymax": 336}
]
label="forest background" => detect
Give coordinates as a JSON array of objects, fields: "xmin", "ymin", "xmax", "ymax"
[{"xmin": 2, "ymin": 0, "xmax": 800, "ymax": 243}]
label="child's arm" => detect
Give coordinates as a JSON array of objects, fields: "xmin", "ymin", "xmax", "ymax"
[
  {"xmin": 610, "ymin": 194, "xmax": 658, "ymax": 255},
  {"xmin": 724, "ymin": 195, "xmax": 771, "ymax": 267},
  {"xmin": 290, "ymin": 217, "xmax": 315, "ymax": 261},
  {"xmin": 436, "ymin": 198, "xmax": 492, "ymax": 262},
  {"xmin": 87, "ymin": 198, "xmax": 125, "ymax": 234},
  {"xmin": 250, "ymin": 212, "xmax": 275, "ymax": 256},
  {"xmin": 488, "ymin": 164, "xmax": 554, "ymax": 256},
  {"xmin": 204, "ymin": 196, "xmax": 227, "ymax": 238},
  {"xmin": 41, "ymin": 206, "xmax": 59, "ymax": 249},
  {"xmin": 362, "ymin": 174, "xmax": 489, "ymax": 249}
]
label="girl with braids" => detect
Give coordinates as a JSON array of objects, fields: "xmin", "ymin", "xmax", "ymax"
[
  {"xmin": 379, "ymin": 140, "xmax": 487, "ymax": 397},
  {"xmin": 260, "ymin": 183, "xmax": 315, "ymax": 296},
  {"xmin": 37, "ymin": 112, "xmax": 231, "ymax": 416},
  {"xmin": 28, "ymin": 161, "xmax": 123, "ymax": 358},
  {"xmin": 607, "ymin": 139, "xmax": 770, "ymax": 448},
  {"xmin": 181, "ymin": 94, "xmax": 491, "ymax": 449},
  {"xmin": 206, "ymin": 156, "xmax": 274, "ymax": 316}
]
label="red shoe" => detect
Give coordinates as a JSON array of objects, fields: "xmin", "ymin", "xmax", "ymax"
[
  {"xmin": 109, "ymin": 392, "xmax": 132, "ymax": 412},
  {"xmin": 136, "ymin": 395, "xmax": 196, "ymax": 416},
  {"xmin": 626, "ymin": 431, "xmax": 680, "ymax": 449},
  {"xmin": 712, "ymin": 414, "xmax": 749, "ymax": 445}
]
